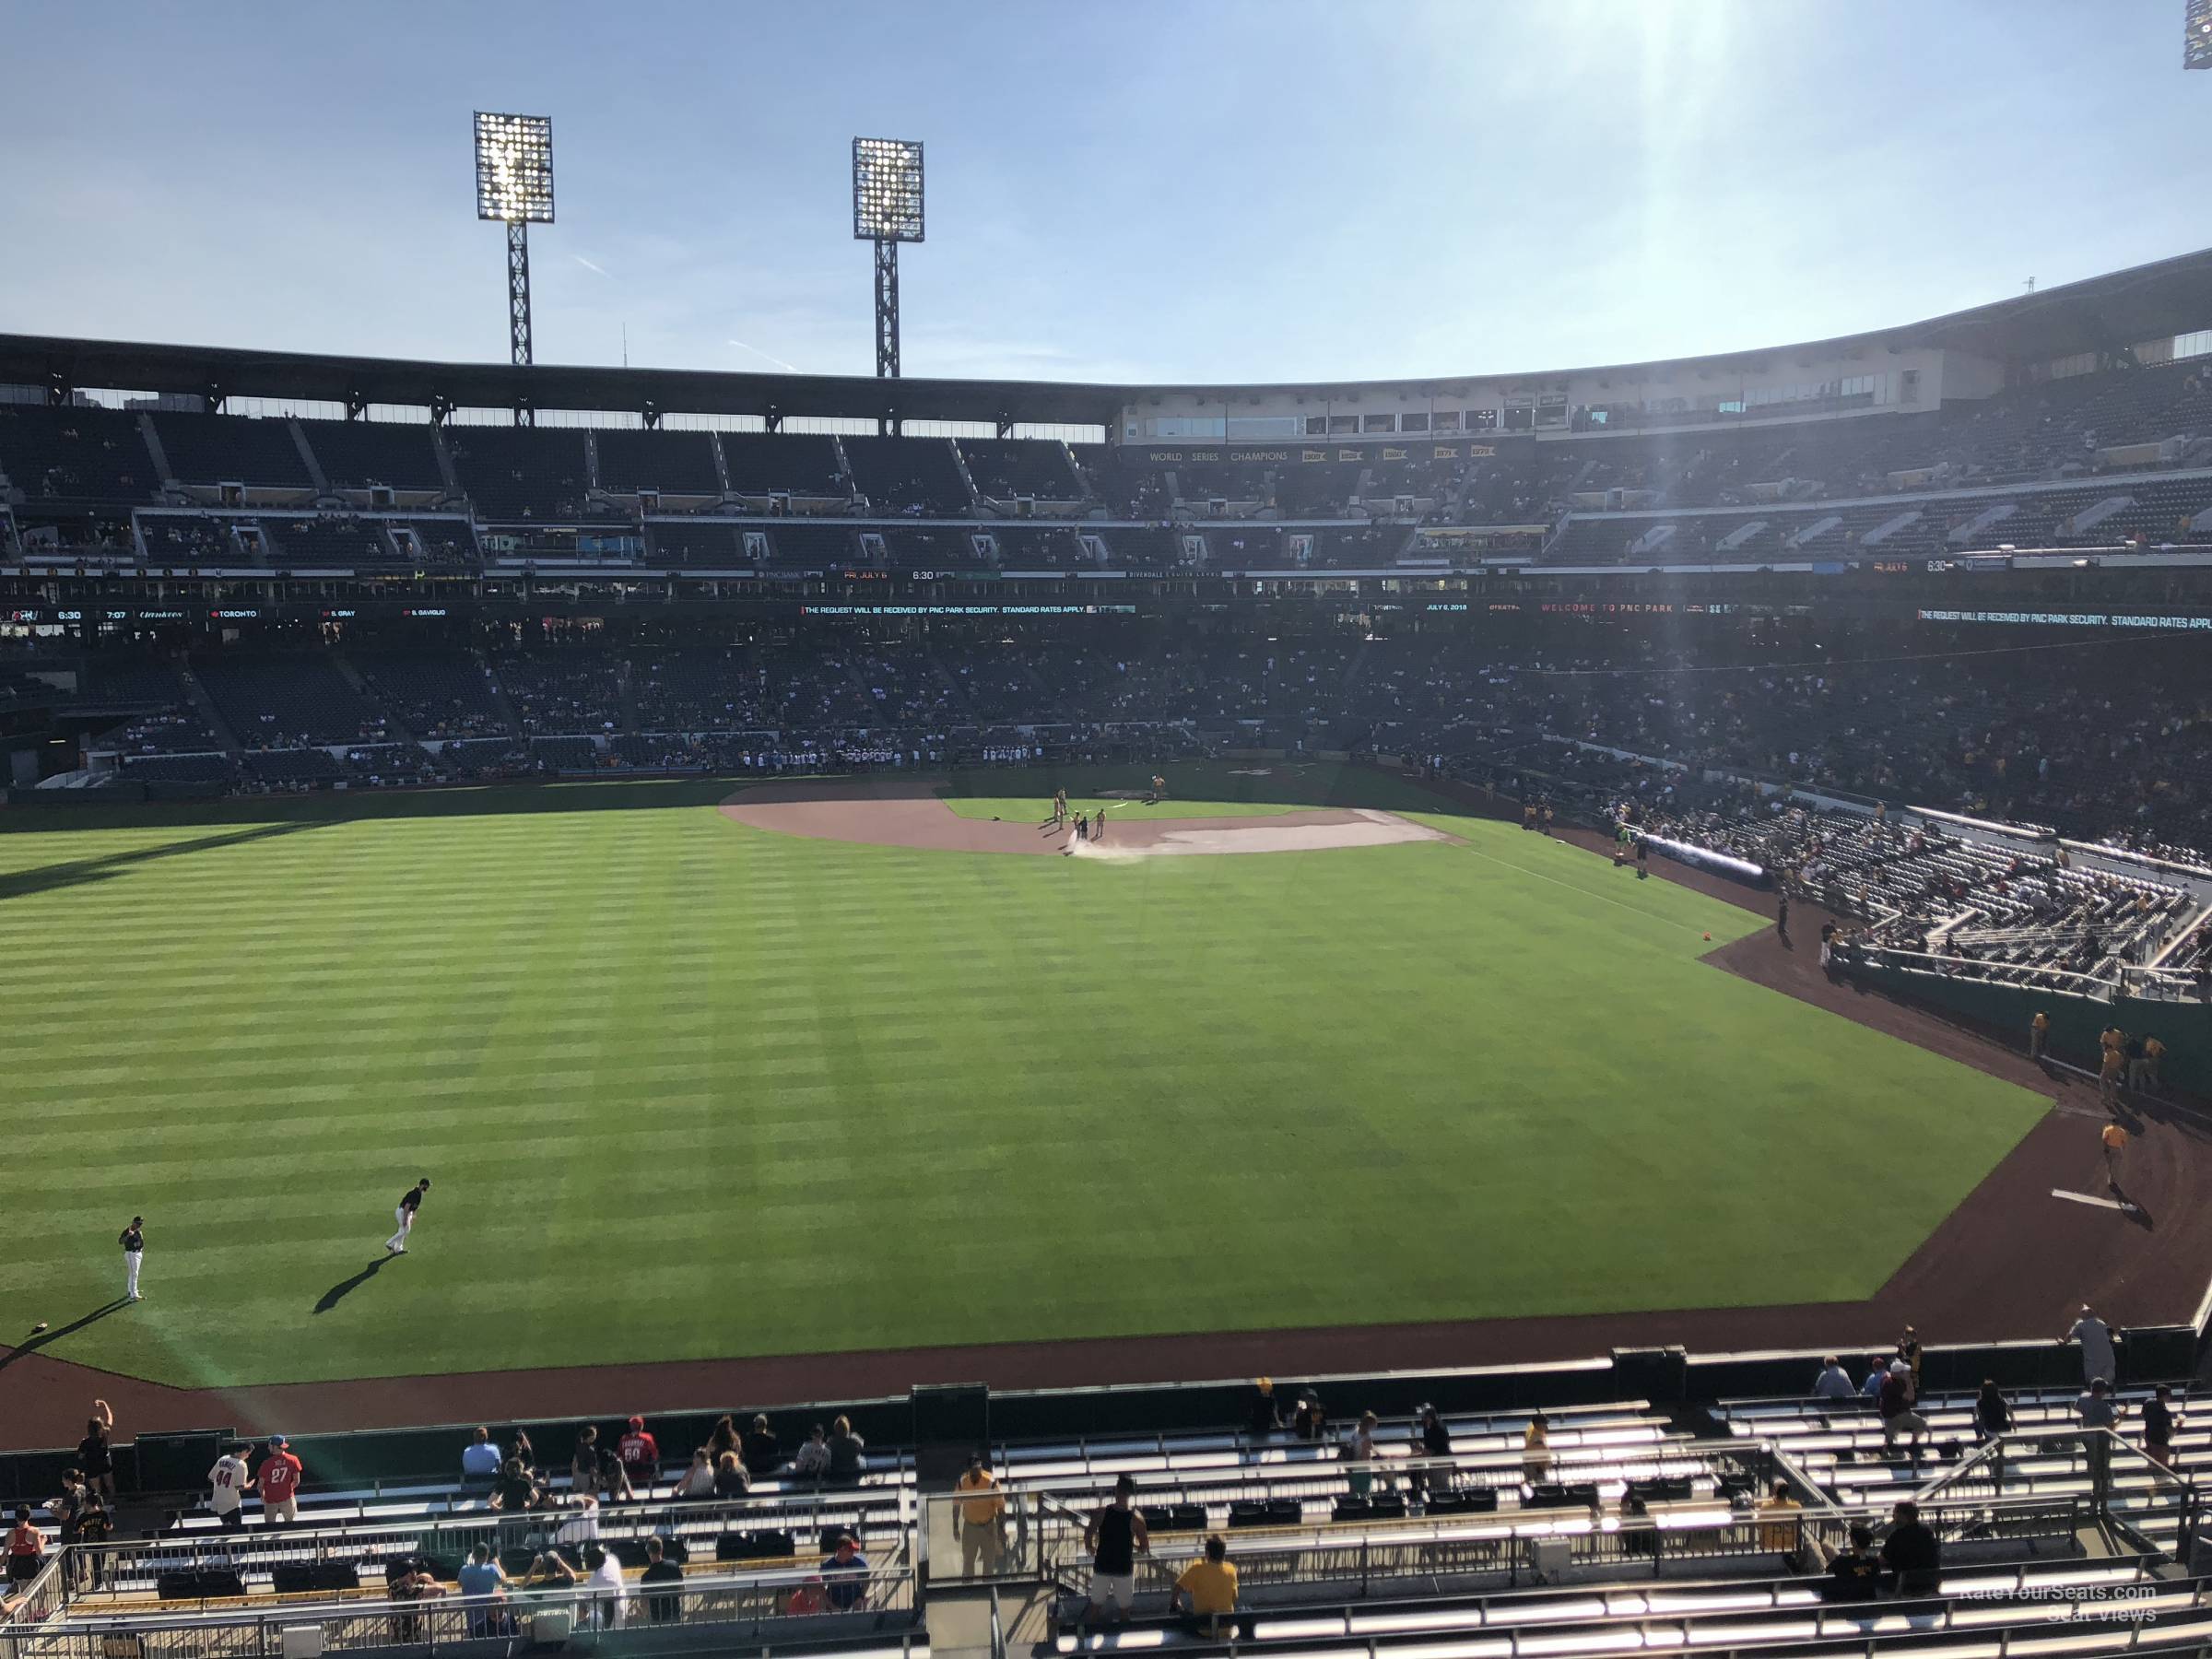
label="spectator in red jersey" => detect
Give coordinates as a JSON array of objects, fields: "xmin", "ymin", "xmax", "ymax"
[
  {"xmin": 258, "ymin": 1436, "xmax": 304, "ymax": 1524},
  {"xmin": 618, "ymin": 1417, "xmax": 659, "ymax": 1493}
]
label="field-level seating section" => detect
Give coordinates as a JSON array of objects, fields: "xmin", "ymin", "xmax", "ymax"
[
  {"xmin": 757, "ymin": 643, "xmax": 877, "ymax": 727},
  {"xmin": 1008, "ymin": 1431, "xmax": 1709, "ymax": 1532},
  {"xmin": 848, "ymin": 643, "xmax": 960, "ymax": 725},
  {"xmin": 241, "ymin": 747, "xmax": 349, "ymax": 783},
  {"xmin": 594, "ymin": 428, "xmax": 724, "ymax": 496},
  {"xmin": 633, "ymin": 647, "xmax": 772, "ymax": 731},
  {"xmin": 530, "ymin": 735, "xmax": 601, "ymax": 770},
  {"xmin": 439, "ymin": 736, "xmax": 530, "ymax": 778},
  {"xmin": 118, "ymin": 751, "xmax": 238, "ymax": 782},
  {"xmin": 340, "ymin": 743, "xmax": 443, "ymax": 785},
  {"xmin": 295, "ymin": 418, "xmax": 447, "ymax": 491},
  {"xmin": 134, "ymin": 1436, "xmax": 919, "ymax": 1550},
  {"xmin": 1043, "ymin": 1558, "xmax": 2185, "ymax": 1659},
  {"xmin": 1712, "ymin": 1381, "xmax": 2205, "ymax": 1519},
  {"xmin": 448, "ymin": 428, "xmax": 591, "ymax": 521},
  {"xmin": 720, "ymin": 433, "xmax": 845, "ymax": 497},
  {"xmin": 148, "ymin": 410, "xmax": 312, "ymax": 488},
  {"xmin": 194, "ymin": 655, "xmax": 398, "ymax": 748},
  {"xmin": 355, "ymin": 653, "xmax": 509, "ymax": 739},
  {"xmin": 29, "ymin": 1495, "xmax": 924, "ymax": 1659},
  {"xmin": 492, "ymin": 652, "xmax": 625, "ymax": 734},
  {"xmin": 0, "ymin": 404, "xmax": 159, "ymax": 502}
]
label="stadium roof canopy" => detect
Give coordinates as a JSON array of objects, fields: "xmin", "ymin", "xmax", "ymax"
[
  {"xmin": 0, "ymin": 333, "xmax": 1127, "ymax": 428},
  {"xmin": 3, "ymin": 247, "xmax": 2208, "ymax": 423}
]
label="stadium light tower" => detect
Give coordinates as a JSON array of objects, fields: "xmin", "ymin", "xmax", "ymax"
[
  {"xmin": 475, "ymin": 111, "xmax": 555, "ymax": 424},
  {"xmin": 2191, "ymin": 0, "xmax": 2212, "ymax": 66},
  {"xmin": 853, "ymin": 137, "xmax": 924, "ymax": 382}
]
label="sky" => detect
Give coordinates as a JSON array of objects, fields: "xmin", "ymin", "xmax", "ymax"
[{"xmin": 2, "ymin": 0, "xmax": 2209, "ymax": 389}]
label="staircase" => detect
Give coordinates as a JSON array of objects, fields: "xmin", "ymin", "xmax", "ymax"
[
  {"xmin": 924, "ymin": 645, "xmax": 988, "ymax": 724},
  {"xmin": 429, "ymin": 427, "xmax": 465, "ymax": 507},
  {"xmin": 176, "ymin": 661, "xmax": 242, "ymax": 755},
  {"xmin": 835, "ymin": 652, "xmax": 883, "ymax": 724},
  {"xmin": 137, "ymin": 413, "xmax": 179, "ymax": 493},
  {"xmin": 333, "ymin": 653, "xmax": 415, "ymax": 741},
  {"xmin": 289, "ymin": 419, "xmax": 332, "ymax": 497},
  {"xmin": 1054, "ymin": 441, "xmax": 1092, "ymax": 501},
  {"xmin": 947, "ymin": 440, "xmax": 985, "ymax": 510},
  {"xmin": 615, "ymin": 656, "xmax": 641, "ymax": 734},
  {"xmin": 475, "ymin": 649, "xmax": 525, "ymax": 739}
]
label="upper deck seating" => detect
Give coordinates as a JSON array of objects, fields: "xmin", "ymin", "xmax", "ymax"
[
  {"xmin": 150, "ymin": 412, "xmax": 312, "ymax": 488},
  {"xmin": 0, "ymin": 404, "xmax": 159, "ymax": 502},
  {"xmin": 296, "ymin": 418, "xmax": 447, "ymax": 492}
]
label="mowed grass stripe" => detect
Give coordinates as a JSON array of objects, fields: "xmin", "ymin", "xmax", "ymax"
[{"xmin": 0, "ymin": 771, "xmax": 2046, "ymax": 1388}]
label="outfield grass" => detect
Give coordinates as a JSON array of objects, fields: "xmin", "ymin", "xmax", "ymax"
[{"xmin": 0, "ymin": 767, "xmax": 2046, "ymax": 1389}]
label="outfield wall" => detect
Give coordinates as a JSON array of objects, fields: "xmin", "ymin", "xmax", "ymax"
[{"xmin": 1845, "ymin": 958, "xmax": 2212, "ymax": 1097}]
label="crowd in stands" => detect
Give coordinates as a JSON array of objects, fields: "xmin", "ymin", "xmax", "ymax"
[
  {"xmin": 4, "ymin": 1324, "xmax": 2195, "ymax": 1657},
  {"xmin": 11, "ymin": 355, "xmax": 2212, "ymax": 563},
  {"xmin": 39, "ymin": 628, "xmax": 2212, "ymax": 871}
]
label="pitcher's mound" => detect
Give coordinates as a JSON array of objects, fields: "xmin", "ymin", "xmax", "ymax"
[{"xmin": 719, "ymin": 779, "xmax": 1451, "ymax": 857}]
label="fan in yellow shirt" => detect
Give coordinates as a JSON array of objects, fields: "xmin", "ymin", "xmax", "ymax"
[
  {"xmin": 1170, "ymin": 1536, "xmax": 1241, "ymax": 1633},
  {"xmin": 953, "ymin": 1454, "xmax": 1006, "ymax": 1576},
  {"xmin": 1758, "ymin": 1481, "xmax": 1802, "ymax": 1556}
]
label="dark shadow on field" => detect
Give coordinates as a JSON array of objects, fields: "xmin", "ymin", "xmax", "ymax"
[
  {"xmin": 0, "ymin": 777, "xmax": 750, "ymax": 836},
  {"xmin": 312, "ymin": 1258, "xmax": 391, "ymax": 1314},
  {"xmin": 0, "ymin": 1299, "xmax": 129, "ymax": 1371},
  {"xmin": 0, "ymin": 821, "xmax": 316, "ymax": 901}
]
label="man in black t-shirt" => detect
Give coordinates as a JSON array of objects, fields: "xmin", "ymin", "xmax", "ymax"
[
  {"xmin": 640, "ymin": 1537, "xmax": 685, "ymax": 1623},
  {"xmin": 490, "ymin": 1458, "xmax": 539, "ymax": 1513},
  {"xmin": 1880, "ymin": 1500, "xmax": 1940, "ymax": 1597},
  {"xmin": 2144, "ymin": 1385, "xmax": 2182, "ymax": 1470},
  {"xmin": 741, "ymin": 1417, "xmax": 783, "ymax": 1478},
  {"xmin": 1824, "ymin": 1524, "xmax": 1880, "ymax": 1603},
  {"xmin": 384, "ymin": 1179, "xmax": 431, "ymax": 1254}
]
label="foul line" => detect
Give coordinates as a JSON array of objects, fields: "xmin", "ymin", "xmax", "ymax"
[{"xmin": 2051, "ymin": 1188, "xmax": 2139, "ymax": 1213}]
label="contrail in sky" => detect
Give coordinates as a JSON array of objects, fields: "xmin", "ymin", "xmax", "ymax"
[
  {"xmin": 572, "ymin": 254, "xmax": 614, "ymax": 278},
  {"xmin": 727, "ymin": 335, "xmax": 799, "ymax": 371}
]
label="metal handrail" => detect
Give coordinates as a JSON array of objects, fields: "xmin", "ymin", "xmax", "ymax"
[
  {"xmin": 1918, "ymin": 1425, "xmax": 2199, "ymax": 1505},
  {"xmin": 1150, "ymin": 1568, "xmax": 2212, "ymax": 1659},
  {"xmin": 80, "ymin": 1483, "xmax": 900, "ymax": 1578},
  {"xmin": 5, "ymin": 1561, "xmax": 921, "ymax": 1658}
]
